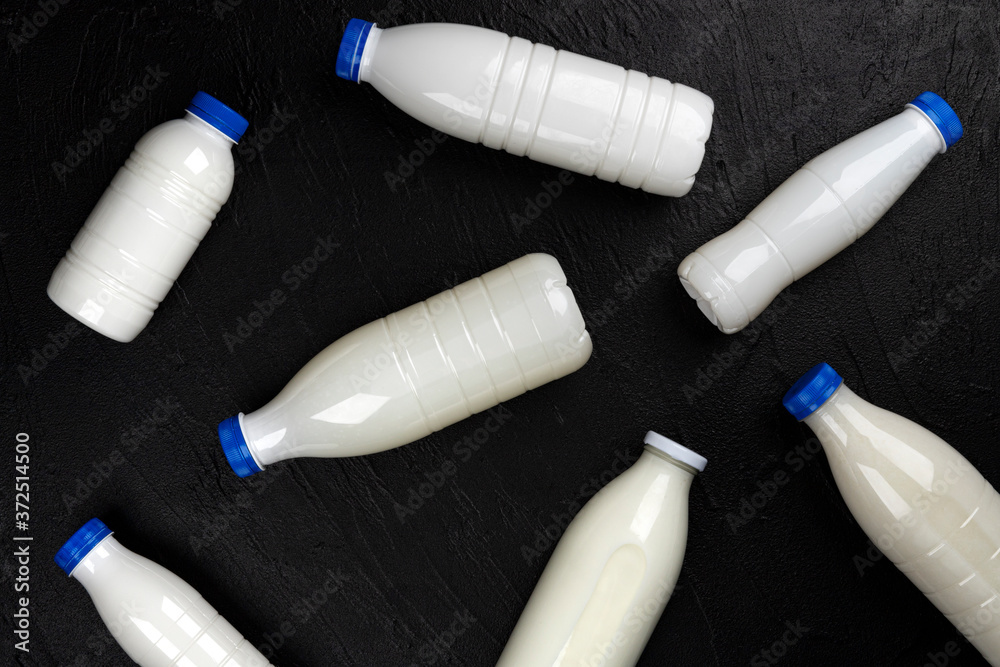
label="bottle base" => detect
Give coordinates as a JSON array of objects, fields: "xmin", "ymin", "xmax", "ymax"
[
  {"xmin": 677, "ymin": 252, "xmax": 749, "ymax": 334},
  {"xmin": 635, "ymin": 83, "xmax": 714, "ymax": 198},
  {"xmin": 47, "ymin": 259, "xmax": 153, "ymax": 343}
]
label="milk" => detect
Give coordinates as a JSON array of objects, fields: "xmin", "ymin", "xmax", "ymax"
[
  {"xmin": 496, "ymin": 431, "xmax": 706, "ymax": 667},
  {"xmin": 336, "ymin": 19, "xmax": 713, "ymax": 197},
  {"xmin": 219, "ymin": 253, "xmax": 592, "ymax": 477},
  {"xmin": 56, "ymin": 519, "xmax": 271, "ymax": 667},
  {"xmin": 48, "ymin": 92, "xmax": 248, "ymax": 343},
  {"xmin": 784, "ymin": 363, "xmax": 1000, "ymax": 664},
  {"xmin": 679, "ymin": 91, "xmax": 963, "ymax": 333}
]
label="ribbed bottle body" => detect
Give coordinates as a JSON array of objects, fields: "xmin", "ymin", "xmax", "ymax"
[
  {"xmin": 48, "ymin": 114, "xmax": 235, "ymax": 341},
  {"xmin": 363, "ymin": 22, "xmax": 713, "ymax": 196},
  {"xmin": 241, "ymin": 253, "xmax": 592, "ymax": 465}
]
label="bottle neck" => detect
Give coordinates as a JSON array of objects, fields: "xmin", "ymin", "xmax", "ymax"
[
  {"xmin": 184, "ymin": 111, "xmax": 237, "ymax": 146},
  {"xmin": 71, "ymin": 534, "xmax": 124, "ymax": 589},
  {"xmin": 357, "ymin": 25, "xmax": 383, "ymax": 83},
  {"xmin": 622, "ymin": 449, "xmax": 695, "ymax": 521},
  {"xmin": 801, "ymin": 383, "xmax": 866, "ymax": 449},
  {"xmin": 641, "ymin": 445, "xmax": 699, "ymax": 480},
  {"xmin": 903, "ymin": 104, "xmax": 949, "ymax": 154}
]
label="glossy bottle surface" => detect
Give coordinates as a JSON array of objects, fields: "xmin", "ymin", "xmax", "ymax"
[
  {"xmin": 346, "ymin": 21, "xmax": 713, "ymax": 196},
  {"xmin": 679, "ymin": 94, "xmax": 959, "ymax": 333},
  {"xmin": 69, "ymin": 534, "xmax": 271, "ymax": 667},
  {"xmin": 802, "ymin": 384, "xmax": 1000, "ymax": 664},
  {"xmin": 48, "ymin": 98, "xmax": 243, "ymax": 343},
  {"xmin": 496, "ymin": 432, "xmax": 704, "ymax": 667},
  {"xmin": 224, "ymin": 253, "xmax": 591, "ymax": 475}
]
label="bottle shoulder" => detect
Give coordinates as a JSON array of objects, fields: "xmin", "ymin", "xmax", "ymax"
[
  {"xmin": 809, "ymin": 393, "xmax": 987, "ymax": 541},
  {"xmin": 133, "ymin": 117, "xmax": 235, "ymax": 174},
  {"xmin": 105, "ymin": 548, "xmax": 195, "ymax": 592},
  {"xmin": 378, "ymin": 22, "xmax": 510, "ymax": 54},
  {"xmin": 83, "ymin": 545, "xmax": 225, "ymax": 664},
  {"xmin": 803, "ymin": 108, "xmax": 939, "ymax": 184},
  {"xmin": 562, "ymin": 455, "xmax": 691, "ymax": 549},
  {"xmin": 810, "ymin": 394, "xmax": 952, "ymax": 457}
]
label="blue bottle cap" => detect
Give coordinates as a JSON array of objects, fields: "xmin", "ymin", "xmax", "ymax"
[
  {"xmin": 55, "ymin": 518, "xmax": 113, "ymax": 576},
  {"xmin": 218, "ymin": 415, "xmax": 263, "ymax": 477},
  {"xmin": 908, "ymin": 91, "xmax": 963, "ymax": 149},
  {"xmin": 336, "ymin": 18, "xmax": 375, "ymax": 83},
  {"xmin": 782, "ymin": 363, "xmax": 844, "ymax": 421},
  {"xmin": 187, "ymin": 91, "xmax": 249, "ymax": 142}
]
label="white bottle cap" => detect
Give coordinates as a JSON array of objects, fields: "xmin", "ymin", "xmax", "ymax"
[{"xmin": 644, "ymin": 431, "xmax": 707, "ymax": 472}]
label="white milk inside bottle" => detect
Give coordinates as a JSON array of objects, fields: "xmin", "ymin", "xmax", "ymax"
[
  {"xmin": 335, "ymin": 19, "xmax": 713, "ymax": 196},
  {"xmin": 497, "ymin": 431, "xmax": 706, "ymax": 667},
  {"xmin": 218, "ymin": 253, "xmax": 592, "ymax": 477},
  {"xmin": 679, "ymin": 91, "xmax": 962, "ymax": 333},
  {"xmin": 47, "ymin": 92, "xmax": 248, "ymax": 343},
  {"xmin": 784, "ymin": 363, "xmax": 1000, "ymax": 664},
  {"xmin": 55, "ymin": 519, "xmax": 272, "ymax": 667}
]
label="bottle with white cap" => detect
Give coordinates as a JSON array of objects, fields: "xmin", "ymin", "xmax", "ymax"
[
  {"xmin": 218, "ymin": 253, "xmax": 592, "ymax": 477},
  {"xmin": 48, "ymin": 92, "xmax": 249, "ymax": 343},
  {"xmin": 55, "ymin": 518, "xmax": 272, "ymax": 667},
  {"xmin": 496, "ymin": 431, "xmax": 706, "ymax": 667},
  {"xmin": 784, "ymin": 363, "xmax": 1000, "ymax": 664},
  {"xmin": 678, "ymin": 91, "xmax": 962, "ymax": 333},
  {"xmin": 335, "ymin": 19, "xmax": 714, "ymax": 197}
]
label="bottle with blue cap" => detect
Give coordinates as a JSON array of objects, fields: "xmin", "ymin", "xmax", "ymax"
[
  {"xmin": 218, "ymin": 253, "xmax": 591, "ymax": 478},
  {"xmin": 48, "ymin": 91, "xmax": 249, "ymax": 342},
  {"xmin": 335, "ymin": 18, "xmax": 714, "ymax": 197},
  {"xmin": 497, "ymin": 430, "xmax": 706, "ymax": 667},
  {"xmin": 55, "ymin": 518, "xmax": 272, "ymax": 666},
  {"xmin": 783, "ymin": 363, "xmax": 1000, "ymax": 663},
  {"xmin": 679, "ymin": 91, "xmax": 964, "ymax": 334}
]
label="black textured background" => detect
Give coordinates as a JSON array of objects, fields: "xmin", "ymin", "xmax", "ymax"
[{"xmin": 2, "ymin": 1, "xmax": 999, "ymax": 665}]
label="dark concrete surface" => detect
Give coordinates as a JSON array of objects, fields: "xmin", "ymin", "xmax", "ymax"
[{"xmin": 1, "ymin": 0, "xmax": 998, "ymax": 665}]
